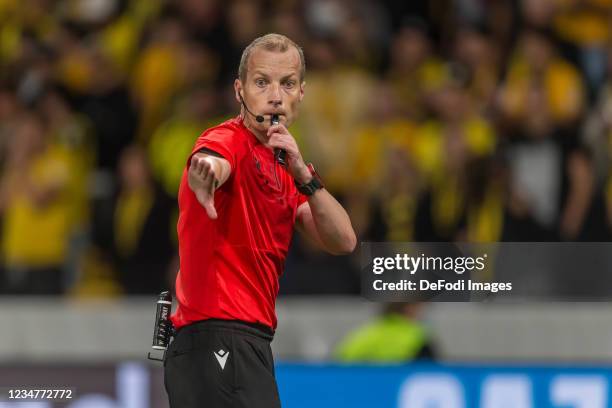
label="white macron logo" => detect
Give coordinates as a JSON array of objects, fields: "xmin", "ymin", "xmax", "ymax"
[{"xmin": 214, "ymin": 349, "xmax": 229, "ymax": 370}]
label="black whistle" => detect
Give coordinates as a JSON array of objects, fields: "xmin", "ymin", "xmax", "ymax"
[
  {"xmin": 272, "ymin": 114, "xmax": 287, "ymax": 166},
  {"xmin": 148, "ymin": 290, "xmax": 174, "ymax": 362}
]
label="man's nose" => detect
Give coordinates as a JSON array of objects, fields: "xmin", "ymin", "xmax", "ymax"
[{"xmin": 268, "ymin": 83, "xmax": 282, "ymax": 105}]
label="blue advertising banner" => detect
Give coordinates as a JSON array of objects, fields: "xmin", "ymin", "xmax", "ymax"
[
  {"xmin": 1, "ymin": 362, "xmax": 611, "ymax": 407},
  {"xmin": 276, "ymin": 362, "xmax": 612, "ymax": 408}
]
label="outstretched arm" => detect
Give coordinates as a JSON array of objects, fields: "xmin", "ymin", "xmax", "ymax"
[{"xmin": 188, "ymin": 152, "xmax": 231, "ymax": 219}]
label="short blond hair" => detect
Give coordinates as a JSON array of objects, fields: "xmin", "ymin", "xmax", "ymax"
[{"xmin": 238, "ymin": 33, "xmax": 305, "ymax": 83}]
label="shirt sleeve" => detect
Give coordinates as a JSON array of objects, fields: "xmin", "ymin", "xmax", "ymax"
[{"xmin": 188, "ymin": 126, "xmax": 238, "ymax": 171}]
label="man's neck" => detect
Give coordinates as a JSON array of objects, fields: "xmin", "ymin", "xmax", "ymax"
[{"xmin": 240, "ymin": 110, "xmax": 268, "ymax": 145}]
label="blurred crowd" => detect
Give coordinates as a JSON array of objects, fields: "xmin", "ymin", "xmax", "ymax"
[{"xmin": 1, "ymin": 0, "xmax": 612, "ymax": 296}]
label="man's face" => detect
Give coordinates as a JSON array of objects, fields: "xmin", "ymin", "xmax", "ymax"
[{"xmin": 235, "ymin": 46, "xmax": 304, "ymax": 134}]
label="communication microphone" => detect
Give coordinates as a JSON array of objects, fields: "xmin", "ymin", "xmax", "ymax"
[
  {"xmin": 240, "ymin": 94, "xmax": 287, "ymax": 166},
  {"xmin": 240, "ymin": 94, "xmax": 264, "ymax": 123}
]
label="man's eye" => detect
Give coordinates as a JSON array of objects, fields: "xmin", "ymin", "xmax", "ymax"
[
  {"xmin": 255, "ymin": 79, "xmax": 267, "ymax": 87},
  {"xmin": 284, "ymin": 81, "xmax": 296, "ymax": 88}
]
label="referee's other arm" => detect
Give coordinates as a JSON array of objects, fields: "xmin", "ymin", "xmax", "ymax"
[{"xmin": 295, "ymin": 192, "xmax": 356, "ymax": 255}]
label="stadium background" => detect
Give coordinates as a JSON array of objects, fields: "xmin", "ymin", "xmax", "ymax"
[{"xmin": 2, "ymin": 0, "xmax": 612, "ymax": 406}]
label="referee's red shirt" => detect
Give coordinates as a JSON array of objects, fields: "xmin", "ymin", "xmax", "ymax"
[{"xmin": 171, "ymin": 117, "xmax": 307, "ymax": 331}]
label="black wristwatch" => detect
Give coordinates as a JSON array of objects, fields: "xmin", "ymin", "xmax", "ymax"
[{"xmin": 295, "ymin": 163, "xmax": 324, "ymax": 196}]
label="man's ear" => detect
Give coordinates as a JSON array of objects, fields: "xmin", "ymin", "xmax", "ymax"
[
  {"xmin": 299, "ymin": 81, "xmax": 306, "ymax": 102},
  {"xmin": 234, "ymin": 79, "xmax": 243, "ymax": 104}
]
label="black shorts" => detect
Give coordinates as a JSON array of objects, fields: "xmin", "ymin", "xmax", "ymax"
[{"xmin": 164, "ymin": 319, "xmax": 281, "ymax": 408}]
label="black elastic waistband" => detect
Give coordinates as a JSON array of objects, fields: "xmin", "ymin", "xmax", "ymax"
[{"xmin": 177, "ymin": 318, "xmax": 274, "ymax": 341}]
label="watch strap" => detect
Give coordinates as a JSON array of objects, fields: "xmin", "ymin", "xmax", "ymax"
[{"xmin": 295, "ymin": 163, "xmax": 324, "ymax": 196}]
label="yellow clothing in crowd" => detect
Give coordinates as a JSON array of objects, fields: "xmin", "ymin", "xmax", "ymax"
[
  {"xmin": 466, "ymin": 185, "xmax": 505, "ymax": 243},
  {"xmin": 352, "ymin": 119, "xmax": 420, "ymax": 241},
  {"xmin": 413, "ymin": 117, "xmax": 496, "ymax": 180},
  {"xmin": 97, "ymin": 0, "xmax": 164, "ymax": 74},
  {"xmin": 554, "ymin": 0, "xmax": 612, "ymax": 47},
  {"xmin": 114, "ymin": 186, "xmax": 154, "ymax": 258},
  {"xmin": 148, "ymin": 117, "xmax": 225, "ymax": 197},
  {"xmin": 2, "ymin": 145, "xmax": 72, "ymax": 268},
  {"xmin": 353, "ymin": 119, "xmax": 417, "ymax": 194},
  {"xmin": 500, "ymin": 57, "xmax": 585, "ymax": 123},
  {"xmin": 382, "ymin": 191, "xmax": 417, "ymax": 242},
  {"xmin": 298, "ymin": 67, "xmax": 374, "ymax": 193},
  {"xmin": 131, "ymin": 43, "xmax": 183, "ymax": 141},
  {"xmin": 51, "ymin": 116, "xmax": 95, "ymax": 230},
  {"xmin": 388, "ymin": 58, "xmax": 448, "ymax": 119},
  {"xmin": 0, "ymin": 0, "xmax": 57, "ymax": 64}
]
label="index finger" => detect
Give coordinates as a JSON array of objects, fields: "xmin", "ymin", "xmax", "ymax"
[{"xmin": 267, "ymin": 124, "xmax": 288, "ymax": 136}]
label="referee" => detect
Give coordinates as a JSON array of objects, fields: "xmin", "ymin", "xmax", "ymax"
[{"xmin": 164, "ymin": 33, "xmax": 357, "ymax": 407}]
